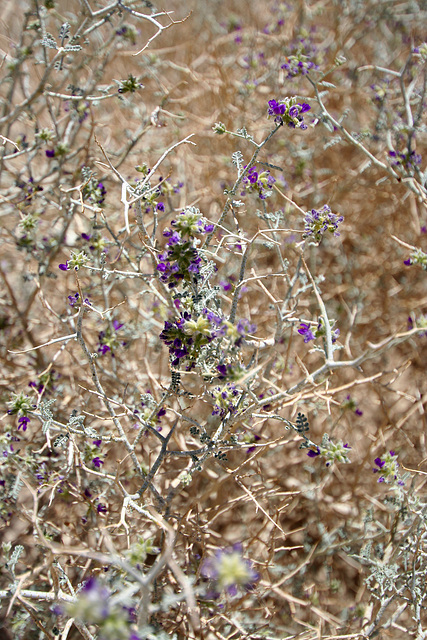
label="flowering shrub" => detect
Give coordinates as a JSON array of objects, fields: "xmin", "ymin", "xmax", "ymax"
[{"xmin": 1, "ymin": 1, "xmax": 427, "ymax": 639}]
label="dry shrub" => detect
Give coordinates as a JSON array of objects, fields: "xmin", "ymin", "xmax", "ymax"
[{"xmin": 1, "ymin": 1, "xmax": 427, "ymax": 639}]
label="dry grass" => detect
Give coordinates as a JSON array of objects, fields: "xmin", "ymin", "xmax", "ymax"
[{"xmin": 1, "ymin": 1, "xmax": 427, "ymax": 639}]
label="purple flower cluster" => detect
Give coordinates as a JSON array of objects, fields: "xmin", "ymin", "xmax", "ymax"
[
  {"xmin": 159, "ymin": 310, "xmax": 217, "ymax": 367},
  {"xmin": 157, "ymin": 210, "xmax": 214, "ymax": 288},
  {"xmin": 157, "ymin": 232, "xmax": 202, "ymax": 288},
  {"xmin": 298, "ymin": 320, "xmax": 340, "ymax": 344},
  {"xmin": 407, "ymin": 315, "xmax": 427, "ymax": 336},
  {"xmin": 216, "ymin": 362, "xmax": 246, "ymax": 381},
  {"xmin": 139, "ymin": 174, "xmax": 184, "ymax": 216},
  {"xmin": 28, "ymin": 370, "xmax": 59, "ymax": 397},
  {"xmin": 241, "ymin": 165, "xmax": 276, "ymax": 199},
  {"xmin": 159, "ymin": 308, "xmax": 256, "ymax": 369},
  {"xmin": 370, "ymin": 80, "xmax": 390, "ymax": 105},
  {"xmin": 64, "ymin": 98, "xmax": 90, "ymax": 124},
  {"xmin": 134, "ymin": 392, "xmax": 166, "ymax": 431},
  {"xmin": 403, "ymin": 247, "xmax": 427, "ymax": 269},
  {"xmin": 201, "ymin": 544, "xmax": 259, "ymax": 597},
  {"xmin": 0, "ymin": 432, "xmax": 19, "ymax": 461},
  {"xmin": 388, "ymin": 149, "xmax": 422, "ymax": 172},
  {"xmin": 298, "ymin": 322, "xmax": 316, "ymax": 343},
  {"xmin": 68, "ymin": 291, "xmax": 91, "ymax": 307},
  {"xmin": 373, "ymin": 450, "xmax": 404, "ymax": 485},
  {"xmin": 34, "ymin": 462, "xmax": 65, "ymax": 492},
  {"xmin": 307, "ymin": 437, "xmax": 351, "ymax": 466},
  {"xmin": 115, "ymin": 24, "xmax": 139, "ymax": 45},
  {"xmin": 342, "ymin": 394, "xmax": 363, "ymax": 416},
  {"xmin": 170, "ymin": 209, "xmax": 214, "ymax": 237},
  {"xmin": 59, "ymin": 250, "xmax": 88, "ymax": 272},
  {"xmin": 45, "ymin": 142, "xmax": 68, "ymax": 159},
  {"xmin": 303, "ymin": 204, "xmax": 344, "ymax": 243},
  {"xmin": 267, "ymin": 98, "xmax": 311, "ymax": 129},
  {"xmin": 97, "ymin": 319, "xmax": 125, "ymax": 356},
  {"xmin": 233, "ymin": 318, "xmax": 257, "ymax": 346},
  {"xmin": 15, "ymin": 176, "xmax": 43, "ymax": 205},
  {"xmin": 64, "ymin": 576, "xmax": 143, "ymax": 638},
  {"xmin": 7, "ymin": 392, "xmax": 35, "ymax": 431},
  {"xmin": 281, "ymin": 35, "xmax": 320, "ymax": 78},
  {"xmin": 211, "ymin": 382, "xmax": 242, "ymax": 416},
  {"xmin": 82, "ymin": 178, "xmax": 107, "ymax": 206}
]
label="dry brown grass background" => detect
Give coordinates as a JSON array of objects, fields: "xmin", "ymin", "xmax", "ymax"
[{"xmin": 1, "ymin": 0, "xmax": 427, "ymax": 638}]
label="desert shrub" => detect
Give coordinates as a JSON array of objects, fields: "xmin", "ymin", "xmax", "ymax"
[{"xmin": 1, "ymin": 1, "xmax": 427, "ymax": 639}]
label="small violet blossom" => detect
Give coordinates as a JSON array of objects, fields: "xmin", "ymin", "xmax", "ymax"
[
  {"xmin": 201, "ymin": 544, "xmax": 259, "ymax": 597},
  {"xmin": 298, "ymin": 320, "xmax": 339, "ymax": 344},
  {"xmin": 298, "ymin": 322, "xmax": 316, "ymax": 343},
  {"xmin": 303, "ymin": 204, "xmax": 344, "ymax": 243},
  {"xmin": 342, "ymin": 394, "xmax": 363, "ymax": 416},
  {"xmin": 267, "ymin": 97, "xmax": 311, "ymax": 129},
  {"xmin": 307, "ymin": 435, "xmax": 351, "ymax": 467},
  {"xmin": 373, "ymin": 450, "xmax": 404, "ymax": 485},
  {"xmin": 211, "ymin": 382, "xmax": 242, "ymax": 416},
  {"xmin": 58, "ymin": 250, "xmax": 88, "ymax": 271},
  {"xmin": 240, "ymin": 165, "xmax": 276, "ymax": 199},
  {"xmin": 156, "ymin": 208, "xmax": 213, "ymax": 288},
  {"xmin": 281, "ymin": 35, "xmax": 320, "ymax": 78},
  {"xmin": 388, "ymin": 149, "xmax": 422, "ymax": 172},
  {"xmin": 408, "ymin": 315, "xmax": 427, "ymax": 336},
  {"xmin": 18, "ymin": 416, "xmax": 30, "ymax": 431},
  {"xmin": 404, "ymin": 247, "xmax": 427, "ymax": 270},
  {"xmin": 7, "ymin": 392, "xmax": 35, "ymax": 424},
  {"xmin": 97, "ymin": 319, "xmax": 126, "ymax": 357}
]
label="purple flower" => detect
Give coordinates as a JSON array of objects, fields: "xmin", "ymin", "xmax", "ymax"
[
  {"xmin": 374, "ymin": 457, "xmax": 385, "ymax": 469},
  {"xmin": 246, "ymin": 434, "xmax": 261, "ymax": 454},
  {"xmin": 18, "ymin": 416, "xmax": 30, "ymax": 431},
  {"xmin": 220, "ymin": 279, "xmax": 233, "ymax": 291},
  {"xmin": 299, "ymin": 103, "xmax": 311, "ymax": 113},
  {"xmin": 268, "ymin": 99, "xmax": 286, "ymax": 117},
  {"xmin": 97, "ymin": 503, "xmax": 107, "ymax": 513},
  {"xmin": 201, "ymin": 544, "xmax": 259, "ymax": 596},
  {"xmin": 307, "ymin": 446, "xmax": 321, "ymax": 458},
  {"xmin": 303, "ymin": 204, "xmax": 344, "ymax": 243},
  {"xmin": 403, "ymin": 248, "xmax": 427, "ymax": 270},
  {"xmin": 280, "ymin": 34, "xmax": 320, "ymax": 78},
  {"xmin": 240, "ymin": 164, "xmax": 276, "ymax": 199},
  {"xmin": 59, "ymin": 261, "xmax": 69, "ymax": 271},
  {"xmin": 373, "ymin": 450, "xmax": 403, "ymax": 484},
  {"xmin": 45, "ymin": 149, "xmax": 55, "ymax": 158},
  {"xmin": 267, "ymin": 98, "xmax": 312, "ymax": 128},
  {"xmin": 112, "ymin": 319, "xmax": 124, "ymax": 331},
  {"xmin": 217, "ymin": 364, "xmax": 227, "ymax": 377},
  {"xmin": 93, "ymin": 457, "xmax": 104, "ymax": 468},
  {"xmin": 156, "ymin": 229, "xmax": 203, "ymax": 287},
  {"xmin": 298, "ymin": 322, "xmax": 316, "ymax": 343},
  {"xmin": 93, "ymin": 439, "xmax": 102, "ymax": 447},
  {"xmin": 156, "ymin": 202, "xmax": 165, "ymax": 211},
  {"xmin": 98, "ymin": 344, "xmax": 111, "ymax": 355},
  {"xmin": 388, "ymin": 149, "xmax": 422, "ymax": 172},
  {"xmin": 342, "ymin": 394, "xmax": 363, "ymax": 415}
]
